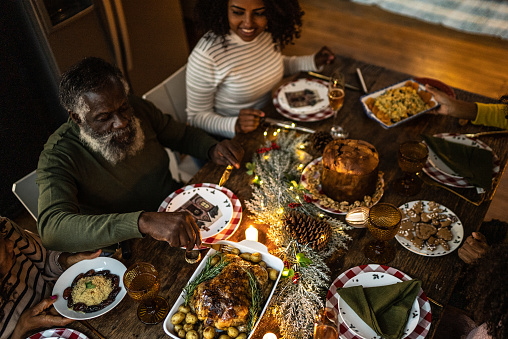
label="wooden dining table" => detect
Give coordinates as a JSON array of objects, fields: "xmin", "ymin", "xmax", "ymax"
[{"xmin": 67, "ymin": 55, "xmax": 507, "ymax": 339}]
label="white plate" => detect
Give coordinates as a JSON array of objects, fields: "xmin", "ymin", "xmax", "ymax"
[
  {"xmin": 163, "ymin": 240, "xmax": 284, "ymax": 339},
  {"xmin": 52, "ymin": 258, "xmax": 127, "ymax": 320},
  {"xmin": 396, "ymin": 200, "xmax": 464, "ymax": 256},
  {"xmin": 360, "ymin": 79, "xmax": 438, "ymax": 129},
  {"xmin": 276, "ymin": 78, "xmax": 330, "ymax": 114},
  {"xmin": 338, "ymin": 272, "xmax": 420, "ymax": 339}
]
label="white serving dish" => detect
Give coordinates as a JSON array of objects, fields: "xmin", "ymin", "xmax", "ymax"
[
  {"xmin": 163, "ymin": 240, "xmax": 284, "ymax": 338},
  {"xmin": 359, "ymin": 79, "xmax": 439, "ymax": 129}
]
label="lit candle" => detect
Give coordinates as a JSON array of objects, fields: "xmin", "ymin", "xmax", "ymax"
[
  {"xmin": 245, "ymin": 225, "xmax": 258, "ymax": 241},
  {"xmin": 263, "ymin": 333, "xmax": 277, "ymax": 339}
]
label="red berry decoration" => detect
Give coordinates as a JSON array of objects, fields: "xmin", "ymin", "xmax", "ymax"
[{"xmin": 292, "ymin": 272, "xmax": 300, "ymax": 284}]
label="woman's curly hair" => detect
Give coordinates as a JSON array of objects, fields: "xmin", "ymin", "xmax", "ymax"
[
  {"xmin": 464, "ymin": 243, "xmax": 508, "ymax": 338},
  {"xmin": 194, "ymin": 0, "xmax": 304, "ymax": 49}
]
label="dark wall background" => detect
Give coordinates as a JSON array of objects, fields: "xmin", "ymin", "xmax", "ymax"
[{"xmin": 0, "ymin": 0, "xmax": 66, "ymax": 217}]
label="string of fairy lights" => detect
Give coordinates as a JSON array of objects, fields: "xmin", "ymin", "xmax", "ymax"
[{"xmin": 245, "ymin": 129, "xmax": 352, "ymax": 339}]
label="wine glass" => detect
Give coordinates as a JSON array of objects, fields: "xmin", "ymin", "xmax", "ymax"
[
  {"xmin": 328, "ymin": 70, "xmax": 349, "ymax": 139},
  {"xmin": 363, "ymin": 203, "xmax": 402, "ymax": 264},
  {"xmin": 392, "ymin": 140, "xmax": 429, "ymax": 196},
  {"xmin": 123, "ymin": 262, "xmax": 169, "ymax": 324},
  {"xmin": 313, "ymin": 307, "xmax": 339, "ymax": 339}
]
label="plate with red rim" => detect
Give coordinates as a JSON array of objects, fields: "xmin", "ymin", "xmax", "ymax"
[
  {"xmin": 423, "ymin": 133, "xmax": 499, "ymax": 188},
  {"xmin": 273, "ymin": 78, "xmax": 334, "ymax": 122},
  {"xmin": 414, "ymin": 77, "xmax": 455, "ymax": 98},
  {"xmin": 300, "ymin": 157, "xmax": 384, "ymax": 215},
  {"xmin": 28, "ymin": 328, "xmax": 89, "ymax": 339},
  {"xmin": 158, "ymin": 183, "xmax": 242, "ymax": 248},
  {"xmin": 326, "ymin": 264, "xmax": 431, "ymax": 339}
]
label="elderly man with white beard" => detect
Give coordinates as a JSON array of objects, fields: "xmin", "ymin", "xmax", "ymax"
[{"xmin": 36, "ymin": 57, "xmax": 244, "ymax": 253}]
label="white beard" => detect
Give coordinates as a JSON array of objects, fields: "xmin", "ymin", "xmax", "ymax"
[{"xmin": 79, "ymin": 116, "xmax": 145, "ymax": 164}]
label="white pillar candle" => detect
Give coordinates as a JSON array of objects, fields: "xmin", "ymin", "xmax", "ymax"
[
  {"xmin": 245, "ymin": 225, "xmax": 258, "ymax": 241},
  {"xmin": 263, "ymin": 333, "xmax": 277, "ymax": 339}
]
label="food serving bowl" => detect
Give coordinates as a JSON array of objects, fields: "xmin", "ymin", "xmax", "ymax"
[
  {"xmin": 163, "ymin": 240, "xmax": 284, "ymax": 339},
  {"xmin": 360, "ymin": 79, "xmax": 439, "ymax": 129}
]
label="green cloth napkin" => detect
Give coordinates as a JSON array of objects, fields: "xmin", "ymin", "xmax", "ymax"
[
  {"xmin": 338, "ymin": 279, "xmax": 421, "ymax": 339},
  {"xmin": 421, "ymin": 134, "xmax": 493, "ymax": 190}
]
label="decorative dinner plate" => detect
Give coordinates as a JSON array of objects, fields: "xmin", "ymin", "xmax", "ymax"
[
  {"xmin": 396, "ymin": 200, "xmax": 463, "ymax": 256},
  {"xmin": 359, "ymin": 79, "xmax": 439, "ymax": 129},
  {"xmin": 423, "ymin": 133, "xmax": 499, "ymax": 188},
  {"xmin": 273, "ymin": 78, "xmax": 334, "ymax": 122},
  {"xmin": 300, "ymin": 157, "xmax": 384, "ymax": 215},
  {"xmin": 413, "ymin": 77, "xmax": 455, "ymax": 98},
  {"xmin": 28, "ymin": 328, "xmax": 89, "ymax": 339},
  {"xmin": 52, "ymin": 258, "xmax": 127, "ymax": 320},
  {"xmin": 326, "ymin": 264, "xmax": 431, "ymax": 339},
  {"xmin": 337, "ymin": 272, "xmax": 420, "ymax": 339},
  {"xmin": 158, "ymin": 183, "xmax": 242, "ymax": 246}
]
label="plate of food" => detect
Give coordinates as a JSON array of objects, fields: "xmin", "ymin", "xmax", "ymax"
[
  {"xmin": 337, "ymin": 272, "xmax": 420, "ymax": 339},
  {"xmin": 158, "ymin": 183, "xmax": 242, "ymax": 246},
  {"xmin": 52, "ymin": 257, "xmax": 127, "ymax": 320},
  {"xmin": 163, "ymin": 240, "xmax": 284, "ymax": 339},
  {"xmin": 396, "ymin": 200, "xmax": 464, "ymax": 256},
  {"xmin": 273, "ymin": 78, "xmax": 334, "ymax": 122},
  {"xmin": 326, "ymin": 264, "xmax": 431, "ymax": 339},
  {"xmin": 360, "ymin": 79, "xmax": 439, "ymax": 129},
  {"xmin": 300, "ymin": 157, "xmax": 384, "ymax": 215},
  {"xmin": 28, "ymin": 328, "xmax": 89, "ymax": 339},
  {"xmin": 423, "ymin": 133, "xmax": 499, "ymax": 188}
]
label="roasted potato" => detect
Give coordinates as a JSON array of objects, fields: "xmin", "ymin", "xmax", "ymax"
[
  {"xmin": 268, "ymin": 268, "xmax": 278, "ymax": 281},
  {"xmin": 227, "ymin": 327, "xmax": 239, "ymax": 338},
  {"xmin": 171, "ymin": 312, "xmax": 186, "ymax": 325},
  {"xmin": 210, "ymin": 255, "xmax": 220, "ymax": 266},
  {"xmin": 258, "ymin": 261, "xmax": 267, "ymax": 268},
  {"xmin": 203, "ymin": 326, "xmax": 216, "ymax": 339},
  {"xmin": 231, "ymin": 247, "xmax": 241, "ymax": 255},
  {"xmin": 179, "ymin": 304, "xmax": 191, "ymax": 314},
  {"xmin": 250, "ymin": 252, "xmax": 262, "ymax": 263},
  {"xmin": 236, "ymin": 333, "xmax": 247, "ymax": 339},
  {"xmin": 239, "ymin": 253, "xmax": 251, "ymax": 261},
  {"xmin": 174, "ymin": 324, "xmax": 184, "ymax": 332},
  {"xmin": 219, "ymin": 334, "xmax": 232, "ymax": 339},
  {"xmin": 177, "ymin": 329, "xmax": 186, "ymax": 338},
  {"xmin": 185, "ymin": 312, "xmax": 198, "ymax": 324},
  {"xmin": 186, "ymin": 330, "xmax": 198, "ymax": 339}
]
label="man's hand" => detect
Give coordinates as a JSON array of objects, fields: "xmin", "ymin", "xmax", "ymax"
[
  {"xmin": 235, "ymin": 109, "xmax": 265, "ymax": 134},
  {"xmin": 138, "ymin": 211, "xmax": 202, "ymax": 250},
  {"xmin": 458, "ymin": 232, "xmax": 489, "ymax": 264},
  {"xmin": 314, "ymin": 46, "xmax": 335, "ymax": 68},
  {"xmin": 209, "ymin": 140, "xmax": 244, "ymax": 169},
  {"xmin": 59, "ymin": 249, "xmax": 102, "ymax": 271},
  {"xmin": 11, "ymin": 297, "xmax": 73, "ymax": 339}
]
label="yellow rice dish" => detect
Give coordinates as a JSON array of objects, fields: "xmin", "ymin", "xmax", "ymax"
[
  {"xmin": 71, "ymin": 275, "xmax": 114, "ymax": 306},
  {"xmin": 366, "ymin": 81, "xmax": 433, "ymax": 126}
]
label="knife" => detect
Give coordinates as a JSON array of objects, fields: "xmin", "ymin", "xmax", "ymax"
[
  {"xmin": 307, "ymin": 72, "xmax": 361, "ymax": 91},
  {"xmin": 264, "ymin": 117, "xmax": 315, "ymax": 134},
  {"xmin": 218, "ymin": 165, "xmax": 233, "ymax": 187}
]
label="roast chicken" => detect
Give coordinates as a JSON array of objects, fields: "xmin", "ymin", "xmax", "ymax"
[{"xmin": 190, "ymin": 254, "xmax": 270, "ymax": 330}]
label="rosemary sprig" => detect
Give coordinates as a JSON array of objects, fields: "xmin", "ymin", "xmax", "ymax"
[
  {"xmin": 246, "ymin": 269, "xmax": 262, "ymax": 332},
  {"xmin": 183, "ymin": 253, "xmax": 229, "ymax": 305}
]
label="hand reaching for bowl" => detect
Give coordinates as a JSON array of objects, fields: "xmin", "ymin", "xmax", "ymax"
[
  {"xmin": 426, "ymin": 85, "xmax": 477, "ymax": 120},
  {"xmin": 458, "ymin": 232, "xmax": 489, "ymax": 264}
]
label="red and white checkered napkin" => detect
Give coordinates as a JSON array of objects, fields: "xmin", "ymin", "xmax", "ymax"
[
  {"xmin": 28, "ymin": 328, "xmax": 89, "ymax": 339},
  {"xmin": 326, "ymin": 264, "xmax": 432, "ymax": 339},
  {"xmin": 158, "ymin": 183, "xmax": 242, "ymax": 246}
]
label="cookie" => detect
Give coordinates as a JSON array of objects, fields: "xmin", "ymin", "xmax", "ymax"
[
  {"xmin": 436, "ymin": 238, "xmax": 450, "ymax": 251},
  {"xmin": 411, "ymin": 237, "xmax": 425, "ymax": 249},
  {"xmin": 436, "ymin": 227, "xmax": 453, "ymax": 241},
  {"xmin": 407, "ymin": 209, "xmax": 420, "ymax": 222},
  {"xmin": 416, "ymin": 223, "xmax": 437, "ymax": 240},
  {"xmin": 399, "ymin": 220, "xmax": 414, "ymax": 237},
  {"xmin": 440, "ymin": 218, "xmax": 452, "ymax": 228}
]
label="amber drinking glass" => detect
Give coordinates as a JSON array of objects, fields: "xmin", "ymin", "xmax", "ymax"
[
  {"xmin": 328, "ymin": 70, "xmax": 348, "ymax": 139},
  {"xmin": 313, "ymin": 307, "xmax": 339, "ymax": 339},
  {"xmin": 363, "ymin": 203, "xmax": 402, "ymax": 264},
  {"xmin": 123, "ymin": 262, "xmax": 169, "ymax": 324},
  {"xmin": 392, "ymin": 140, "xmax": 429, "ymax": 196}
]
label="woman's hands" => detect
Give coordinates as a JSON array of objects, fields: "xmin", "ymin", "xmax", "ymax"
[
  {"xmin": 209, "ymin": 140, "xmax": 245, "ymax": 169},
  {"xmin": 314, "ymin": 46, "xmax": 335, "ymax": 68},
  {"xmin": 11, "ymin": 297, "xmax": 73, "ymax": 339},
  {"xmin": 458, "ymin": 232, "xmax": 489, "ymax": 264},
  {"xmin": 426, "ymin": 85, "xmax": 477, "ymax": 120},
  {"xmin": 235, "ymin": 109, "xmax": 265, "ymax": 134}
]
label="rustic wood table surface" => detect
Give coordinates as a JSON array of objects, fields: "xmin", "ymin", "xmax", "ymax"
[{"xmin": 67, "ymin": 56, "xmax": 507, "ymax": 339}]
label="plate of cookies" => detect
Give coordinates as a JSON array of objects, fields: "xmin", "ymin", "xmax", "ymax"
[{"xmin": 396, "ymin": 200, "xmax": 464, "ymax": 256}]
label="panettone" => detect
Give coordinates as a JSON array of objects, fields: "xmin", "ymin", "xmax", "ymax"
[{"xmin": 321, "ymin": 139, "xmax": 379, "ymax": 203}]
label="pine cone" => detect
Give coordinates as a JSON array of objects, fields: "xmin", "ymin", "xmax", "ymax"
[
  {"xmin": 308, "ymin": 131, "xmax": 333, "ymax": 155},
  {"xmin": 283, "ymin": 210, "xmax": 332, "ymax": 251}
]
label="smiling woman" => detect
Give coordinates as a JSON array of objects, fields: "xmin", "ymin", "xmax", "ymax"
[{"xmin": 186, "ymin": 0, "xmax": 335, "ymax": 139}]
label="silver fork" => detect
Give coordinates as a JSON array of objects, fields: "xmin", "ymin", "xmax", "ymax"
[{"xmin": 464, "ymin": 130, "xmax": 508, "ymax": 138}]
